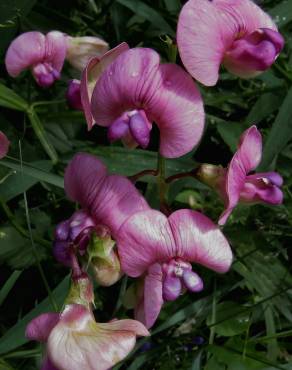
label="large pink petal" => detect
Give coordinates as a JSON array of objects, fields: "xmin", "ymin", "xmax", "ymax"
[
  {"xmin": 220, "ymin": 125, "xmax": 262, "ymax": 225},
  {"xmin": 143, "ymin": 263, "xmax": 164, "ymax": 328},
  {"xmin": 169, "ymin": 209, "xmax": 233, "ymax": 273},
  {"xmin": 117, "ymin": 210, "xmax": 176, "ymax": 277},
  {"xmin": 64, "ymin": 153, "xmax": 149, "ymax": 237},
  {"xmin": 147, "ymin": 64, "xmax": 205, "ymax": 158},
  {"xmin": 91, "ymin": 48, "xmax": 161, "ymax": 126},
  {"xmin": 5, "ymin": 32, "xmax": 46, "ymax": 77},
  {"xmin": 25, "ymin": 313, "xmax": 59, "ymax": 342},
  {"xmin": 177, "ymin": 0, "xmax": 276, "ymax": 86},
  {"xmin": 47, "ymin": 304, "xmax": 148, "ymax": 370},
  {"xmin": 80, "ymin": 43, "xmax": 129, "ymax": 129},
  {"xmin": 64, "ymin": 153, "xmax": 107, "ymax": 207},
  {"xmin": 45, "ymin": 31, "xmax": 67, "ymax": 72},
  {"xmin": 0, "ymin": 131, "xmax": 10, "ymax": 159}
]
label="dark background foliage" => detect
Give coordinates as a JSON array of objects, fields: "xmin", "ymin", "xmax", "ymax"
[{"xmin": 0, "ymin": 0, "xmax": 292, "ymax": 369}]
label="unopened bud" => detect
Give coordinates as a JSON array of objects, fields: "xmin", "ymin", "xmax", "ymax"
[{"xmin": 196, "ymin": 164, "xmax": 225, "ymax": 190}]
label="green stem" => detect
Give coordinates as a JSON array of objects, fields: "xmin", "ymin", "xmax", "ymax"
[
  {"xmin": 157, "ymin": 153, "xmax": 167, "ymax": 210},
  {"xmin": 31, "ymin": 99, "xmax": 66, "ymax": 109}
]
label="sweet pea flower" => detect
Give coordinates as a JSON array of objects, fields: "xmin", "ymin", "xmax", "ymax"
[
  {"xmin": 5, "ymin": 31, "xmax": 67, "ymax": 87},
  {"xmin": 0, "ymin": 131, "xmax": 10, "ymax": 159},
  {"xmin": 177, "ymin": 0, "xmax": 284, "ymax": 86},
  {"xmin": 197, "ymin": 126, "xmax": 283, "ymax": 225},
  {"xmin": 81, "ymin": 44, "xmax": 205, "ymax": 158},
  {"xmin": 26, "ymin": 303, "xmax": 149, "ymax": 370},
  {"xmin": 117, "ymin": 209, "xmax": 232, "ymax": 328},
  {"xmin": 66, "ymin": 36, "xmax": 109, "ymax": 71},
  {"xmin": 66, "ymin": 79, "xmax": 83, "ymax": 110}
]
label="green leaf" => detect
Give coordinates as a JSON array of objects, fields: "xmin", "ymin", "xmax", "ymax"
[
  {"xmin": 27, "ymin": 109, "xmax": 58, "ymax": 164},
  {"xmin": 163, "ymin": 0, "xmax": 180, "ymax": 13},
  {"xmin": 0, "ymin": 158, "xmax": 64, "ymax": 188},
  {"xmin": 260, "ymin": 87, "xmax": 292, "ymax": 170},
  {"xmin": 216, "ymin": 122, "xmax": 243, "ymax": 152},
  {"xmin": 0, "ymin": 161, "xmax": 52, "ymax": 201},
  {"xmin": 264, "ymin": 305, "xmax": 279, "ymax": 362},
  {"xmin": 0, "ymin": 270, "xmax": 22, "ymax": 306},
  {"xmin": 270, "ymin": 2, "xmax": 292, "ymax": 28},
  {"xmin": 0, "ymin": 83, "xmax": 28, "ymax": 112},
  {"xmin": 116, "ymin": 0, "xmax": 174, "ymax": 35},
  {"xmin": 0, "ymin": 276, "xmax": 69, "ymax": 355},
  {"xmin": 207, "ymin": 302, "xmax": 249, "ymax": 337},
  {"xmin": 245, "ymin": 93, "xmax": 283, "ymax": 126},
  {"xmin": 191, "ymin": 350, "xmax": 203, "ymax": 370}
]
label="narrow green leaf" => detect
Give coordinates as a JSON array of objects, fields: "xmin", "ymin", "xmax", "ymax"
[
  {"xmin": 260, "ymin": 87, "xmax": 292, "ymax": 170},
  {"xmin": 0, "ymin": 83, "xmax": 28, "ymax": 112},
  {"xmin": 270, "ymin": 2, "xmax": 292, "ymax": 28},
  {"xmin": 0, "ymin": 270, "xmax": 22, "ymax": 306},
  {"xmin": 0, "ymin": 158, "xmax": 64, "ymax": 188},
  {"xmin": 163, "ymin": 0, "xmax": 180, "ymax": 13},
  {"xmin": 245, "ymin": 93, "xmax": 283, "ymax": 126},
  {"xmin": 191, "ymin": 350, "xmax": 203, "ymax": 370},
  {"xmin": 264, "ymin": 305, "xmax": 279, "ymax": 362},
  {"xmin": 0, "ymin": 276, "xmax": 69, "ymax": 355},
  {"xmin": 116, "ymin": 0, "xmax": 174, "ymax": 35},
  {"xmin": 27, "ymin": 109, "xmax": 58, "ymax": 164}
]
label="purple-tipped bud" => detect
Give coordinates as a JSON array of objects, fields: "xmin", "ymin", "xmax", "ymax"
[
  {"xmin": 163, "ymin": 275, "xmax": 182, "ymax": 301},
  {"xmin": 32, "ymin": 63, "xmax": 60, "ymax": 88},
  {"xmin": 66, "ymin": 79, "xmax": 83, "ymax": 110},
  {"xmin": 182, "ymin": 270, "xmax": 204, "ymax": 293},
  {"xmin": 68, "ymin": 210, "xmax": 95, "ymax": 243},
  {"xmin": 55, "ymin": 220, "xmax": 70, "ymax": 241},
  {"xmin": 129, "ymin": 110, "xmax": 152, "ymax": 149},
  {"xmin": 53, "ymin": 240, "xmax": 72, "ymax": 267},
  {"xmin": 108, "ymin": 117, "xmax": 129, "ymax": 143},
  {"xmin": 224, "ymin": 28, "xmax": 285, "ymax": 78}
]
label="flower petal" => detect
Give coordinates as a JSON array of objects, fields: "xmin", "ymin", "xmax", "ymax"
[
  {"xmin": 47, "ymin": 304, "xmax": 148, "ymax": 370},
  {"xmin": 91, "ymin": 48, "xmax": 161, "ymax": 127},
  {"xmin": 169, "ymin": 209, "xmax": 233, "ymax": 273},
  {"xmin": 80, "ymin": 43, "xmax": 129, "ymax": 129},
  {"xmin": 148, "ymin": 64, "xmax": 205, "ymax": 158},
  {"xmin": 41, "ymin": 357, "xmax": 59, "ymax": 370},
  {"xmin": 117, "ymin": 210, "xmax": 176, "ymax": 277},
  {"xmin": 45, "ymin": 31, "xmax": 67, "ymax": 72},
  {"xmin": 5, "ymin": 32, "xmax": 46, "ymax": 77},
  {"xmin": 220, "ymin": 125, "xmax": 262, "ymax": 225},
  {"xmin": 0, "ymin": 131, "xmax": 10, "ymax": 159},
  {"xmin": 26, "ymin": 313, "xmax": 59, "ymax": 342},
  {"xmin": 143, "ymin": 263, "xmax": 163, "ymax": 328},
  {"xmin": 177, "ymin": 0, "xmax": 277, "ymax": 86}
]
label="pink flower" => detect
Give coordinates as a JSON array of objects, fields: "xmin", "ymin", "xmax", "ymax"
[
  {"xmin": 218, "ymin": 126, "xmax": 283, "ymax": 225},
  {"xmin": 66, "ymin": 36, "xmax": 109, "ymax": 71},
  {"xmin": 66, "ymin": 79, "xmax": 83, "ymax": 110},
  {"xmin": 116, "ymin": 209, "xmax": 232, "ymax": 328},
  {"xmin": 0, "ymin": 131, "xmax": 10, "ymax": 159},
  {"xmin": 64, "ymin": 152, "xmax": 150, "ymax": 238},
  {"xmin": 26, "ymin": 304, "xmax": 149, "ymax": 370},
  {"xmin": 81, "ymin": 44, "xmax": 205, "ymax": 158},
  {"xmin": 5, "ymin": 31, "xmax": 67, "ymax": 87},
  {"xmin": 177, "ymin": 0, "xmax": 284, "ymax": 86}
]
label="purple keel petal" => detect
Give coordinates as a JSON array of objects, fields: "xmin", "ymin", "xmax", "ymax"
[
  {"xmin": 26, "ymin": 313, "xmax": 59, "ymax": 342},
  {"xmin": 117, "ymin": 210, "xmax": 176, "ymax": 277},
  {"xmin": 168, "ymin": 209, "xmax": 233, "ymax": 273}
]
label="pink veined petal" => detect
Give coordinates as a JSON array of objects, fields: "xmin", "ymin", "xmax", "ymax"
[
  {"xmin": 177, "ymin": 0, "xmax": 277, "ymax": 86},
  {"xmin": 80, "ymin": 42, "xmax": 129, "ymax": 130},
  {"xmin": 91, "ymin": 48, "xmax": 161, "ymax": 126},
  {"xmin": 45, "ymin": 31, "xmax": 67, "ymax": 72},
  {"xmin": 241, "ymin": 179, "xmax": 283, "ymax": 205},
  {"xmin": 221, "ymin": 125, "xmax": 262, "ymax": 225},
  {"xmin": 0, "ymin": 131, "xmax": 10, "ymax": 159},
  {"xmin": 147, "ymin": 64, "xmax": 205, "ymax": 158},
  {"xmin": 5, "ymin": 32, "xmax": 46, "ymax": 77},
  {"xmin": 47, "ymin": 304, "xmax": 148, "ymax": 370},
  {"xmin": 117, "ymin": 210, "xmax": 176, "ymax": 277},
  {"xmin": 25, "ymin": 313, "xmax": 59, "ymax": 342},
  {"xmin": 169, "ymin": 209, "xmax": 233, "ymax": 273},
  {"xmin": 90, "ymin": 174, "xmax": 150, "ymax": 236},
  {"xmin": 143, "ymin": 263, "xmax": 164, "ymax": 329},
  {"xmin": 64, "ymin": 152, "xmax": 107, "ymax": 207}
]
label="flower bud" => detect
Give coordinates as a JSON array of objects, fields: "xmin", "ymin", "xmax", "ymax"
[
  {"xmin": 196, "ymin": 164, "xmax": 225, "ymax": 191},
  {"xmin": 66, "ymin": 79, "xmax": 83, "ymax": 110},
  {"xmin": 88, "ymin": 234, "xmax": 122, "ymax": 286},
  {"xmin": 66, "ymin": 36, "xmax": 109, "ymax": 71}
]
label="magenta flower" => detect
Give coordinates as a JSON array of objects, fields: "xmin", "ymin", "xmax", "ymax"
[
  {"xmin": 116, "ymin": 209, "xmax": 232, "ymax": 328},
  {"xmin": 5, "ymin": 31, "xmax": 67, "ymax": 87},
  {"xmin": 80, "ymin": 44, "xmax": 205, "ymax": 158},
  {"xmin": 218, "ymin": 126, "xmax": 283, "ymax": 225},
  {"xmin": 177, "ymin": 0, "xmax": 284, "ymax": 86},
  {"xmin": 64, "ymin": 153, "xmax": 150, "ymax": 236},
  {"xmin": 66, "ymin": 79, "xmax": 83, "ymax": 110},
  {"xmin": 0, "ymin": 131, "xmax": 10, "ymax": 159},
  {"xmin": 26, "ymin": 304, "xmax": 149, "ymax": 370}
]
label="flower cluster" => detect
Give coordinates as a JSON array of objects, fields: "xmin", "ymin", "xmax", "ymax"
[{"xmin": 3, "ymin": 0, "xmax": 285, "ymax": 369}]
